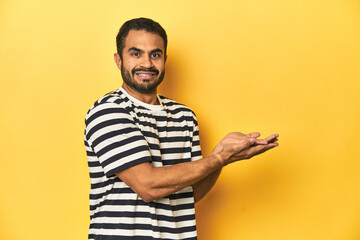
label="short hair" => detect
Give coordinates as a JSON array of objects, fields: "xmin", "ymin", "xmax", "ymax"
[{"xmin": 116, "ymin": 17, "xmax": 167, "ymax": 59}]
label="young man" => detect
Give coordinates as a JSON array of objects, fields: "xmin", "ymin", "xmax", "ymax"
[{"xmin": 84, "ymin": 18, "xmax": 279, "ymax": 240}]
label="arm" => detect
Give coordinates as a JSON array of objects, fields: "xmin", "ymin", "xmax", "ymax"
[
  {"xmin": 192, "ymin": 168, "xmax": 222, "ymax": 203},
  {"xmin": 116, "ymin": 153, "xmax": 225, "ymax": 202},
  {"xmin": 116, "ymin": 132, "xmax": 279, "ymax": 202}
]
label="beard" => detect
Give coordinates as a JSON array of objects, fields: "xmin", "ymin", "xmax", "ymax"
[{"xmin": 121, "ymin": 63, "xmax": 165, "ymax": 93}]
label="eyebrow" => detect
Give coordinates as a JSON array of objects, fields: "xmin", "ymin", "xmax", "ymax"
[
  {"xmin": 150, "ymin": 48, "xmax": 163, "ymax": 54},
  {"xmin": 128, "ymin": 47, "xmax": 163, "ymax": 54},
  {"xmin": 128, "ymin": 47, "xmax": 143, "ymax": 53}
]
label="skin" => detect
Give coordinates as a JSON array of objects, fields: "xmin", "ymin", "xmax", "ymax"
[
  {"xmin": 114, "ymin": 30, "xmax": 166, "ymax": 105},
  {"xmin": 113, "ymin": 30, "xmax": 279, "ymax": 203}
]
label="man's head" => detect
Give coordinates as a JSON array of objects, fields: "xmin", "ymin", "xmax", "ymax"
[
  {"xmin": 116, "ymin": 18, "xmax": 167, "ymax": 60},
  {"xmin": 114, "ymin": 18, "xmax": 167, "ymax": 94}
]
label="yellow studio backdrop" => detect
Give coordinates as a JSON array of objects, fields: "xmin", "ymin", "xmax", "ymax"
[{"xmin": 1, "ymin": 0, "xmax": 360, "ymax": 239}]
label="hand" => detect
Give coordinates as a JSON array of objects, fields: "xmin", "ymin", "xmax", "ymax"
[
  {"xmin": 212, "ymin": 132, "xmax": 279, "ymax": 165},
  {"xmin": 240, "ymin": 132, "xmax": 279, "ymax": 160}
]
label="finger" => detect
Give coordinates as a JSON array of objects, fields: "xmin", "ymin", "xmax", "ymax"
[
  {"xmin": 231, "ymin": 141, "xmax": 278, "ymax": 161},
  {"xmin": 267, "ymin": 137, "xmax": 278, "ymax": 144},
  {"xmin": 254, "ymin": 139, "xmax": 268, "ymax": 145},
  {"xmin": 248, "ymin": 142, "xmax": 279, "ymax": 157},
  {"xmin": 267, "ymin": 142, "xmax": 279, "ymax": 148},
  {"xmin": 246, "ymin": 132, "xmax": 260, "ymax": 138},
  {"xmin": 265, "ymin": 134, "xmax": 279, "ymax": 143}
]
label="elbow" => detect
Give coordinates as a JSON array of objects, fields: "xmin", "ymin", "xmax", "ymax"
[
  {"xmin": 140, "ymin": 195, "xmax": 154, "ymax": 203},
  {"xmin": 137, "ymin": 189, "xmax": 160, "ymax": 203},
  {"xmin": 135, "ymin": 179, "xmax": 162, "ymax": 202},
  {"xmin": 115, "ymin": 168, "xmax": 165, "ymax": 202}
]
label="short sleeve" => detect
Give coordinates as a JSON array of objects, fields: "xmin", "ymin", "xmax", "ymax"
[
  {"xmin": 191, "ymin": 112, "xmax": 202, "ymax": 161},
  {"xmin": 85, "ymin": 102, "xmax": 152, "ymax": 177}
]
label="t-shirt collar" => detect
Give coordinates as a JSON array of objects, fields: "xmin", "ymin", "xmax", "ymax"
[{"xmin": 120, "ymin": 87, "xmax": 164, "ymax": 111}]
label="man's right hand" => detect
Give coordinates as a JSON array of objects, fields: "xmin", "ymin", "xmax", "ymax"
[{"xmin": 213, "ymin": 132, "xmax": 279, "ymax": 166}]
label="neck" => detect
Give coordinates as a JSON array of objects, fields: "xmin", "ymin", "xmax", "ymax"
[{"xmin": 122, "ymin": 83, "xmax": 160, "ymax": 105}]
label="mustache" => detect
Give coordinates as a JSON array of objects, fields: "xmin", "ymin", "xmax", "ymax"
[{"xmin": 132, "ymin": 67, "xmax": 159, "ymax": 75}]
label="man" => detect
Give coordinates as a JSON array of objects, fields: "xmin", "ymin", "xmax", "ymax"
[{"xmin": 84, "ymin": 18, "xmax": 279, "ymax": 240}]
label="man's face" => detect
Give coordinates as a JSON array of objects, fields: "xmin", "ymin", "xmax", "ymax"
[{"xmin": 116, "ymin": 30, "xmax": 166, "ymax": 93}]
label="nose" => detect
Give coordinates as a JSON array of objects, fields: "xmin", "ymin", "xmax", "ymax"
[{"xmin": 140, "ymin": 55, "xmax": 154, "ymax": 68}]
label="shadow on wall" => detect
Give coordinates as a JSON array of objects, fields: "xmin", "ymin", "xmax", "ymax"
[
  {"xmin": 157, "ymin": 52, "xmax": 213, "ymax": 237},
  {"xmin": 195, "ymin": 158, "xmax": 288, "ymax": 240},
  {"xmin": 158, "ymin": 49, "xmax": 212, "ymax": 157},
  {"xmin": 158, "ymin": 51, "xmax": 287, "ymax": 240},
  {"xmin": 157, "ymin": 52, "xmax": 182, "ymax": 101}
]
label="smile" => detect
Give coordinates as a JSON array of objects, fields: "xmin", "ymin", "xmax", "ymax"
[
  {"xmin": 136, "ymin": 73, "xmax": 155, "ymax": 76},
  {"xmin": 134, "ymin": 72, "xmax": 157, "ymax": 80}
]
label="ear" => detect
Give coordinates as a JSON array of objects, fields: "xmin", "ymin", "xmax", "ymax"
[
  {"xmin": 114, "ymin": 53, "xmax": 122, "ymax": 70},
  {"xmin": 164, "ymin": 54, "xmax": 167, "ymax": 63}
]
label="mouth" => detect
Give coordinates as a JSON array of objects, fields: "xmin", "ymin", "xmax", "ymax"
[
  {"xmin": 134, "ymin": 72, "xmax": 157, "ymax": 80},
  {"xmin": 132, "ymin": 68, "xmax": 159, "ymax": 80}
]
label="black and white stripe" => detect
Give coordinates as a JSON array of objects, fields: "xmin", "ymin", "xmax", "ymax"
[{"xmin": 84, "ymin": 88, "xmax": 202, "ymax": 240}]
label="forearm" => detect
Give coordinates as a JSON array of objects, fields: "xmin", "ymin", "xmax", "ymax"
[
  {"xmin": 116, "ymin": 153, "xmax": 225, "ymax": 202},
  {"xmin": 192, "ymin": 168, "xmax": 222, "ymax": 203}
]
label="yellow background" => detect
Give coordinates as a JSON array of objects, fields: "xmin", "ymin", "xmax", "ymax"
[{"xmin": 1, "ymin": 0, "xmax": 360, "ymax": 239}]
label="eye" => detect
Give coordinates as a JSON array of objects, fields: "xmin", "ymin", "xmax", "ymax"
[
  {"xmin": 131, "ymin": 52, "xmax": 140, "ymax": 57},
  {"xmin": 151, "ymin": 53, "xmax": 160, "ymax": 58}
]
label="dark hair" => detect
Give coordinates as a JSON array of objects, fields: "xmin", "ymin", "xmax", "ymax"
[{"xmin": 116, "ymin": 18, "xmax": 167, "ymax": 59}]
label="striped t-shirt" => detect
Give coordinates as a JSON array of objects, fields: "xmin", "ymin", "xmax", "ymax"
[{"xmin": 84, "ymin": 87, "xmax": 202, "ymax": 240}]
